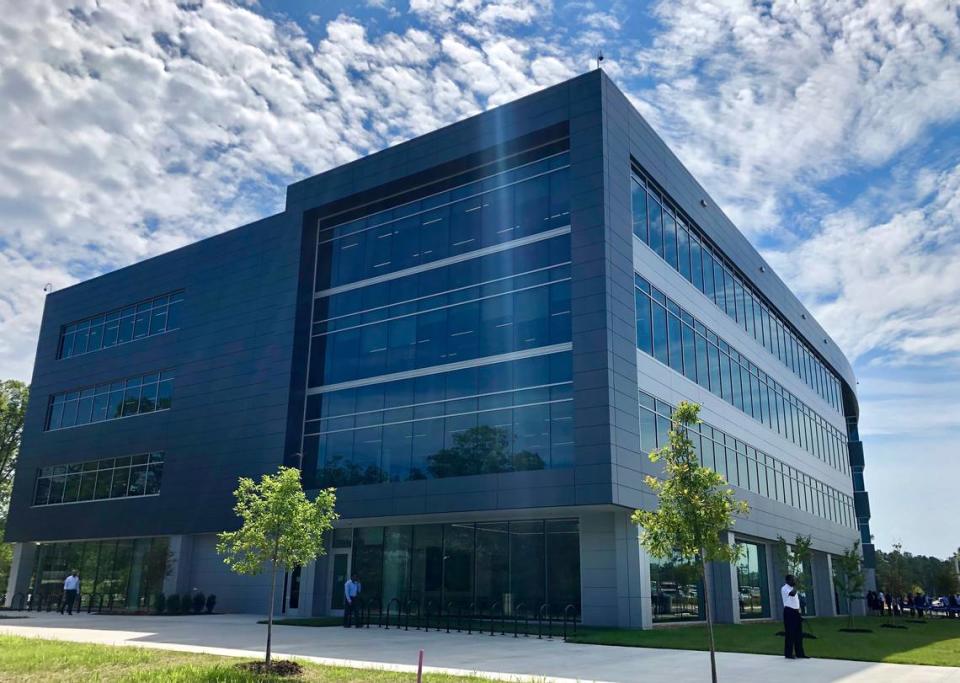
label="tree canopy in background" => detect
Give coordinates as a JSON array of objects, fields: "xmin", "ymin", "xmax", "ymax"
[
  {"xmin": 0, "ymin": 380, "xmax": 29, "ymax": 591},
  {"xmin": 876, "ymin": 544, "xmax": 959, "ymax": 597}
]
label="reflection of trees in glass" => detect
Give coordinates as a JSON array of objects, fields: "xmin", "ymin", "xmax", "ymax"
[
  {"xmin": 427, "ymin": 426, "xmax": 544, "ymax": 478},
  {"xmin": 315, "ymin": 455, "xmax": 388, "ymax": 487}
]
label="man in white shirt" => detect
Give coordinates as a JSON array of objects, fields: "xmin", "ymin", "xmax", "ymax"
[
  {"xmin": 781, "ymin": 574, "xmax": 808, "ymax": 659},
  {"xmin": 61, "ymin": 570, "xmax": 80, "ymax": 615},
  {"xmin": 343, "ymin": 573, "xmax": 361, "ymax": 628}
]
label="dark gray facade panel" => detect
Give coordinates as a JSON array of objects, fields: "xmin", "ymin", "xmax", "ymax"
[{"xmin": 6, "ymin": 213, "xmax": 302, "ymax": 542}]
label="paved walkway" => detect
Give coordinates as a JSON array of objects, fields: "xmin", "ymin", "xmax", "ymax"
[{"xmin": 1, "ymin": 612, "xmax": 958, "ymax": 682}]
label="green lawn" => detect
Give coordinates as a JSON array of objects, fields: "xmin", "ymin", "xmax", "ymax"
[
  {"xmin": 0, "ymin": 635, "xmax": 486, "ymax": 682},
  {"xmin": 568, "ymin": 616, "xmax": 960, "ymax": 667}
]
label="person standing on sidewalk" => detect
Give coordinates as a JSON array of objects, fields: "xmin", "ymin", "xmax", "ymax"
[
  {"xmin": 60, "ymin": 570, "xmax": 80, "ymax": 615},
  {"xmin": 343, "ymin": 573, "xmax": 361, "ymax": 628},
  {"xmin": 782, "ymin": 574, "xmax": 808, "ymax": 659}
]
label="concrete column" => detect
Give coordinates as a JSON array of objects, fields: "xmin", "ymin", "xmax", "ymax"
[
  {"xmin": 579, "ymin": 509, "xmax": 650, "ymax": 628},
  {"xmin": 811, "ymin": 550, "xmax": 837, "ymax": 617},
  {"xmin": 162, "ymin": 535, "xmax": 194, "ymax": 597},
  {"xmin": 709, "ymin": 531, "xmax": 740, "ymax": 624},
  {"xmin": 3, "ymin": 542, "xmax": 37, "ymax": 608}
]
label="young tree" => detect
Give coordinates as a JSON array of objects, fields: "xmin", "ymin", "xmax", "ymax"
[
  {"xmin": 632, "ymin": 401, "xmax": 749, "ymax": 683},
  {"xmin": 217, "ymin": 467, "xmax": 337, "ymax": 667},
  {"xmin": 877, "ymin": 542, "xmax": 909, "ymax": 622},
  {"xmin": 833, "ymin": 541, "xmax": 865, "ymax": 629}
]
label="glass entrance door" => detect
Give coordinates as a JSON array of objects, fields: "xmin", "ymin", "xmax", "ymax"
[{"xmin": 329, "ymin": 551, "xmax": 351, "ymax": 612}]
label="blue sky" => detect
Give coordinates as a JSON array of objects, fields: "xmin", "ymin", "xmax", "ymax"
[{"xmin": 1, "ymin": 0, "xmax": 958, "ymax": 558}]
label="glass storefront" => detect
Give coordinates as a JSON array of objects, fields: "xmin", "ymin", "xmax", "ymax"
[
  {"xmin": 736, "ymin": 541, "xmax": 770, "ymax": 619},
  {"xmin": 650, "ymin": 554, "xmax": 704, "ymax": 622},
  {"xmin": 347, "ymin": 519, "xmax": 580, "ymax": 618},
  {"xmin": 30, "ymin": 537, "xmax": 169, "ymax": 611}
]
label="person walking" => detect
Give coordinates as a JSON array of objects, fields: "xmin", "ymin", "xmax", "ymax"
[
  {"xmin": 60, "ymin": 569, "xmax": 80, "ymax": 615},
  {"xmin": 781, "ymin": 574, "xmax": 808, "ymax": 660},
  {"xmin": 343, "ymin": 573, "xmax": 361, "ymax": 628}
]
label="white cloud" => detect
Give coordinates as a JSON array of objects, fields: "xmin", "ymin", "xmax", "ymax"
[
  {"xmin": 629, "ymin": 0, "xmax": 960, "ymax": 237},
  {"xmin": 0, "ymin": 1, "xmax": 586, "ymax": 381}
]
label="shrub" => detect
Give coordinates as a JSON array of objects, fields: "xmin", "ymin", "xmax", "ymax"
[
  {"xmin": 205, "ymin": 594, "xmax": 217, "ymax": 614},
  {"xmin": 166, "ymin": 594, "xmax": 181, "ymax": 615},
  {"xmin": 153, "ymin": 592, "xmax": 166, "ymax": 615},
  {"xmin": 192, "ymin": 592, "xmax": 205, "ymax": 614}
]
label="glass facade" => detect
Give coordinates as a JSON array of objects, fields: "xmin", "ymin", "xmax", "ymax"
[
  {"xmin": 304, "ymin": 142, "xmax": 572, "ymax": 490},
  {"xmin": 30, "ymin": 537, "xmax": 169, "ymax": 611},
  {"xmin": 309, "ymin": 235, "xmax": 571, "ymax": 386},
  {"xmin": 639, "ymin": 392, "xmax": 856, "ymax": 528},
  {"xmin": 736, "ymin": 541, "xmax": 770, "ymax": 619},
  {"xmin": 33, "ymin": 453, "xmax": 164, "ymax": 506},
  {"xmin": 58, "ymin": 291, "xmax": 184, "ymax": 359},
  {"xmin": 650, "ymin": 554, "xmax": 704, "ymax": 622},
  {"xmin": 631, "ymin": 169, "xmax": 842, "ymax": 414},
  {"xmin": 636, "ymin": 276, "xmax": 848, "ymax": 475},
  {"xmin": 44, "ymin": 370, "xmax": 175, "ymax": 431},
  {"xmin": 347, "ymin": 519, "xmax": 580, "ymax": 617},
  {"xmin": 315, "ymin": 151, "xmax": 569, "ymax": 291},
  {"xmin": 304, "ymin": 353, "xmax": 572, "ymax": 487}
]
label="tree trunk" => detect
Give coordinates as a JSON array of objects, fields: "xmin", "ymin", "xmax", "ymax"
[
  {"xmin": 701, "ymin": 553, "xmax": 718, "ymax": 683},
  {"xmin": 266, "ymin": 558, "xmax": 278, "ymax": 666}
]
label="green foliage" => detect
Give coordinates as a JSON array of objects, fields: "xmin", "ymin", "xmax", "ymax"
[
  {"xmin": 192, "ymin": 592, "xmax": 205, "ymax": 614},
  {"xmin": 204, "ymin": 594, "xmax": 216, "ymax": 614},
  {"xmin": 631, "ymin": 402, "xmax": 749, "ymax": 565},
  {"xmin": 631, "ymin": 401, "xmax": 749, "ymax": 683},
  {"xmin": 0, "ymin": 380, "xmax": 28, "ymax": 592},
  {"xmin": 217, "ymin": 467, "xmax": 337, "ymax": 577},
  {"xmin": 217, "ymin": 466, "xmax": 338, "ymax": 664},
  {"xmin": 834, "ymin": 541, "xmax": 865, "ymax": 627},
  {"xmin": 876, "ymin": 543, "xmax": 959, "ymax": 597},
  {"xmin": 153, "ymin": 592, "xmax": 166, "ymax": 615},
  {"xmin": 775, "ymin": 534, "xmax": 813, "ymax": 593}
]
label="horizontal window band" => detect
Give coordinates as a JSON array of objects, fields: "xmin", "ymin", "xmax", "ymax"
[
  {"xmin": 312, "ymin": 276, "xmax": 571, "ymax": 338},
  {"xmin": 318, "ymin": 146, "xmax": 569, "ymax": 237},
  {"xmin": 32, "ymin": 493, "xmax": 160, "ymax": 509},
  {"xmin": 307, "ymin": 379, "xmax": 571, "ymax": 420},
  {"xmin": 316, "ymin": 261, "xmax": 571, "ymax": 326},
  {"xmin": 307, "ymin": 343, "xmax": 572, "ymax": 395},
  {"xmin": 306, "ymin": 397, "xmax": 573, "ymax": 437},
  {"xmin": 315, "ymin": 225, "xmax": 571, "ymax": 299}
]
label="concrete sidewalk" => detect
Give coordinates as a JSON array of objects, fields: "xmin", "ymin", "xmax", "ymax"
[{"xmin": 1, "ymin": 612, "xmax": 958, "ymax": 682}]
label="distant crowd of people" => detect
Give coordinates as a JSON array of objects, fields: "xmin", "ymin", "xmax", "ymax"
[{"xmin": 867, "ymin": 589, "xmax": 960, "ymax": 618}]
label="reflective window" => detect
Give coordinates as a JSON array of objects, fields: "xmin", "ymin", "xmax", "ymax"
[
  {"xmin": 317, "ymin": 154, "xmax": 570, "ymax": 291},
  {"xmin": 30, "ymin": 537, "xmax": 169, "ymax": 610},
  {"xmin": 631, "ymin": 166, "xmax": 843, "ymax": 414},
  {"xmin": 310, "ymin": 236, "xmax": 571, "ymax": 387},
  {"xmin": 58, "ymin": 291, "xmax": 184, "ymax": 359},
  {"xmin": 45, "ymin": 370, "xmax": 174, "ymax": 431},
  {"xmin": 349, "ymin": 518, "xmax": 579, "ymax": 618},
  {"xmin": 635, "ymin": 276, "xmax": 848, "ymax": 475},
  {"xmin": 638, "ymin": 391, "xmax": 857, "ymax": 528},
  {"xmin": 33, "ymin": 453, "xmax": 164, "ymax": 506},
  {"xmin": 736, "ymin": 541, "xmax": 770, "ymax": 619},
  {"xmin": 651, "ymin": 554, "xmax": 704, "ymax": 622},
  {"xmin": 304, "ymin": 353, "xmax": 572, "ymax": 486}
]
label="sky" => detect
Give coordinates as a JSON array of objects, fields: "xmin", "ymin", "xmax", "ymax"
[{"xmin": 1, "ymin": 0, "xmax": 958, "ymax": 558}]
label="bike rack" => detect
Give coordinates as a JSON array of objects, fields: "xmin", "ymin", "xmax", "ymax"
[
  {"xmin": 404, "ymin": 600, "xmax": 420, "ymax": 631},
  {"xmin": 513, "ymin": 602, "xmax": 529, "ymax": 638},
  {"xmin": 488, "ymin": 601, "xmax": 501, "ymax": 636},
  {"xmin": 383, "ymin": 597, "xmax": 402, "ymax": 630},
  {"xmin": 562, "ymin": 604, "xmax": 579, "ymax": 641},
  {"xmin": 537, "ymin": 603, "xmax": 553, "ymax": 639}
]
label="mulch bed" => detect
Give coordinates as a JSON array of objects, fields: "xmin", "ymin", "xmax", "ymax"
[{"xmin": 236, "ymin": 660, "xmax": 304, "ymax": 677}]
